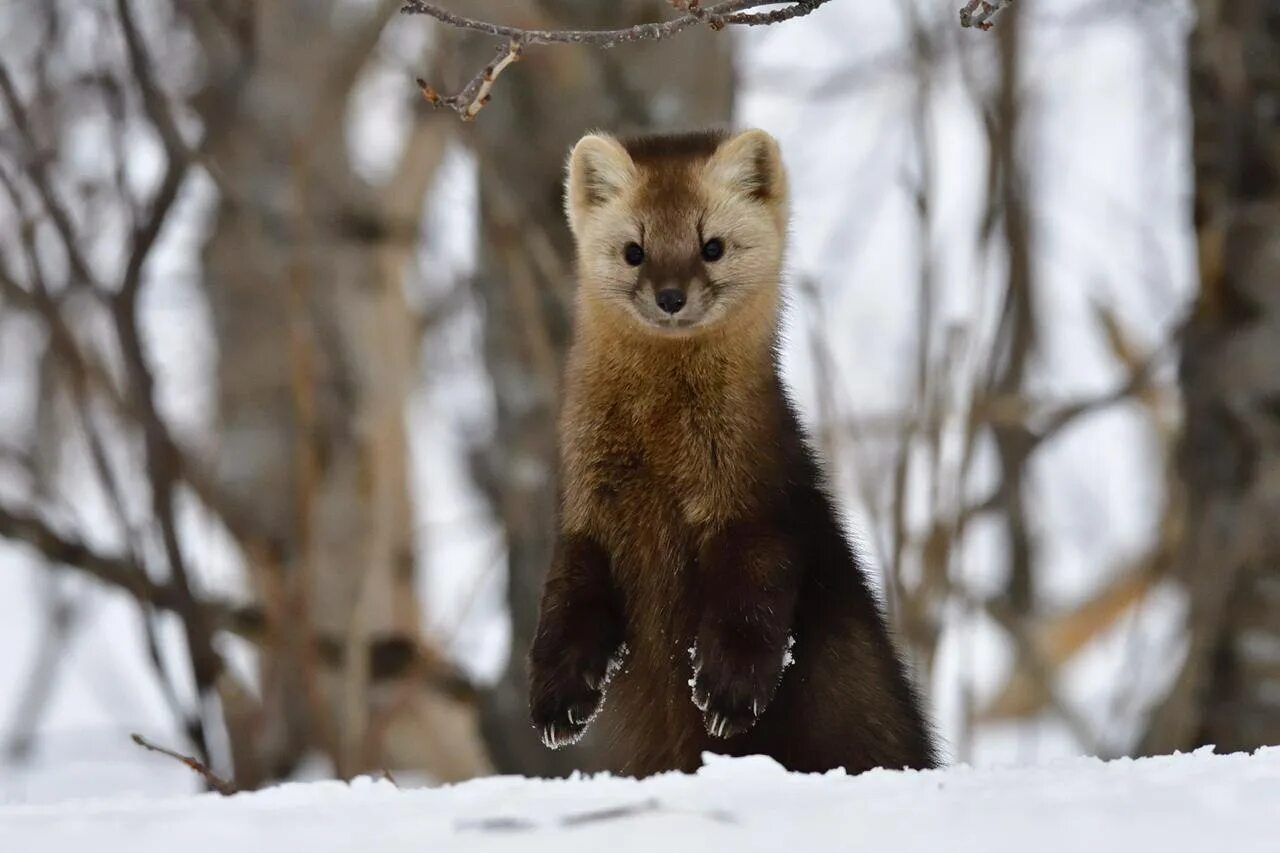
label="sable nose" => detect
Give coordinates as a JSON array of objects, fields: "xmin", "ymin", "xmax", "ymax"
[{"xmin": 655, "ymin": 288, "xmax": 686, "ymax": 315}]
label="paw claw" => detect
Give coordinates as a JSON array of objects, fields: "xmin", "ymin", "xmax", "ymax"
[
  {"xmin": 540, "ymin": 719, "xmax": 588, "ymax": 750},
  {"xmin": 531, "ymin": 643, "xmax": 630, "ymax": 752},
  {"xmin": 688, "ymin": 627, "xmax": 789, "ymax": 738},
  {"xmin": 703, "ymin": 709, "xmax": 753, "ymax": 740},
  {"xmin": 690, "ymin": 680, "xmax": 710, "ymax": 712}
]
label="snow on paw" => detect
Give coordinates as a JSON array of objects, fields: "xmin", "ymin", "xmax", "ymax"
[
  {"xmin": 529, "ymin": 642, "xmax": 627, "ymax": 749},
  {"xmin": 692, "ymin": 667, "xmax": 768, "ymax": 740},
  {"xmin": 688, "ymin": 632, "xmax": 782, "ymax": 740},
  {"xmin": 531, "ymin": 681, "xmax": 602, "ymax": 749}
]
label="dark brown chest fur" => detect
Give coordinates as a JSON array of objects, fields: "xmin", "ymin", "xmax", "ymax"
[
  {"xmin": 532, "ymin": 334, "xmax": 939, "ymax": 777},
  {"xmin": 557, "ymin": 347, "xmax": 775, "ymax": 771}
]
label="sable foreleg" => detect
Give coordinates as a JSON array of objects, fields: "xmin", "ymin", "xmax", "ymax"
[
  {"xmin": 528, "ymin": 532, "xmax": 625, "ymax": 748},
  {"xmin": 691, "ymin": 521, "xmax": 798, "ymax": 739}
]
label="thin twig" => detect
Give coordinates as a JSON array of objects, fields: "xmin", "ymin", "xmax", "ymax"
[
  {"xmin": 115, "ymin": 0, "xmax": 192, "ymax": 165},
  {"xmin": 0, "ymin": 63, "xmax": 100, "ymax": 288},
  {"xmin": 670, "ymin": 1, "xmax": 726, "ymax": 30},
  {"xmin": 131, "ymin": 733, "xmax": 239, "ymax": 795},
  {"xmin": 401, "ymin": 1, "xmax": 834, "ymax": 118},
  {"xmin": 959, "ymin": 0, "xmax": 1016, "ymax": 31},
  {"xmin": 722, "ymin": 0, "xmax": 830, "ymax": 26},
  {"xmin": 416, "ymin": 40, "xmax": 524, "ymax": 121},
  {"xmin": 403, "ymin": 0, "xmax": 766, "ymax": 43}
]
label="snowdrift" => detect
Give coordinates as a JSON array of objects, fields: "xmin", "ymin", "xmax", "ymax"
[{"xmin": 3, "ymin": 748, "xmax": 1277, "ymax": 852}]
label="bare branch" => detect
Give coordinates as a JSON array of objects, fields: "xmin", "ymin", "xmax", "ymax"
[
  {"xmin": 130, "ymin": 733, "xmax": 238, "ymax": 795},
  {"xmin": 670, "ymin": 1, "xmax": 727, "ymax": 31},
  {"xmin": 0, "ymin": 63, "xmax": 99, "ymax": 289},
  {"xmin": 0, "ymin": 267, "xmax": 263, "ymax": 550},
  {"xmin": 0, "ymin": 504, "xmax": 178, "ymax": 608},
  {"xmin": 114, "ymin": 0, "xmax": 191, "ymax": 163},
  {"xmin": 722, "ymin": 0, "xmax": 832, "ymax": 26},
  {"xmin": 0, "ymin": 503, "xmax": 479, "ymax": 702},
  {"xmin": 401, "ymin": 0, "xmax": 834, "ymax": 118},
  {"xmin": 959, "ymin": 1, "xmax": 1016, "ymax": 31},
  {"xmin": 5, "ymin": 43, "xmax": 215, "ymax": 730},
  {"xmin": 113, "ymin": 0, "xmax": 194, "ymax": 304}
]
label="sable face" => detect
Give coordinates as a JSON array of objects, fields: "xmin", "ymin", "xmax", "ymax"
[{"xmin": 564, "ymin": 129, "xmax": 789, "ymax": 337}]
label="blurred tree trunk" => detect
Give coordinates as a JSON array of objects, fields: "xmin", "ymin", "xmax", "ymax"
[
  {"xmin": 458, "ymin": 1, "xmax": 734, "ymax": 775},
  {"xmin": 189, "ymin": 2, "xmax": 489, "ymax": 785},
  {"xmin": 1142, "ymin": 0, "xmax": 1280, "ymax": 755}
]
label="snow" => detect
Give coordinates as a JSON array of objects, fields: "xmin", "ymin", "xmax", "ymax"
[{"xmin": 2, "ymin": 749, "xmax": 1278, "ymax": 851}]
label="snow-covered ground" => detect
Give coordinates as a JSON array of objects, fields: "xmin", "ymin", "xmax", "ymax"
[{"xmin": 3, "ymin": 749, "xmax": 1277, "ymax": 852}]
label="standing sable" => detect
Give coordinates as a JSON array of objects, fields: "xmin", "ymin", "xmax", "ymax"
[{"xmin": 528, "ymin": 128, "xmax": 938, "ymax": 776}]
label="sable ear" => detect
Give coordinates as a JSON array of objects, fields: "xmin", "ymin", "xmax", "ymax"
[
  {"xmin": 707, "ymin": 128, "xmax": 788, "ymax": 208},
  {"xmin": 564, "ymin": 133, "xmax": 636, "ymax": 236}
]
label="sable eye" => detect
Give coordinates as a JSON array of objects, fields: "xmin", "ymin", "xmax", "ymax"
[
  {"xmin": 701, "ymin": 238, "xmax": 725, "ymax": 262},
  {"xmin": 623, "ymin": 242, "xmax": 645, "ymax": 266}
]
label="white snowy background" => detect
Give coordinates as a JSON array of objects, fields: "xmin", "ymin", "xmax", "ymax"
[{"xmin": 0, "ymin": 0, "xmax": 1221, "ymax": 827}]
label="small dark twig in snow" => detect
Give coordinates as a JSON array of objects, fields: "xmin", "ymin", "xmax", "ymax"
[
  {"xmin": 560, "ymin": 798, "xmax": 662, "ymax": 826},
  {"xmin": 959, "ymin": 0, "xmax": 1016, "ymax": 31},
  {"xmin": 400, "ymin": 1, "xmax": 835, "ymax": 118},
  {"xmin": 456, "ymin": 798, "xmax": 735, "ymax": 832},
  {"xmin": 130, "ymin": 733, "xmax": 238, "ymax": 796},
  {"xmin": 457, "ymin": 816, "xmax": 538, "ymax": 832}
]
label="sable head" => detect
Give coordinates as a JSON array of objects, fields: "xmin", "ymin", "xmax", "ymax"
[{"xmin": 564, "ymin": 128, "xmax": 789, "ymax": 337}]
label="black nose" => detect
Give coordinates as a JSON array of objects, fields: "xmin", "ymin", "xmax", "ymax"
[{"xmin": 655, "ymin": 288, "xmax": 686, "ymax": 315}]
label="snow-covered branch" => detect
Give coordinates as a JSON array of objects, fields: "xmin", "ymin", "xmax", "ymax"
[{"xmin": 399, "ymin": 1, "xmax": 834, "ymax": 119}]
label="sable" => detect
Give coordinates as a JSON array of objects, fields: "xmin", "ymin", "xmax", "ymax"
[{"xmin": 529, "ymin": 128, "xmax": 938, "ymax": 776}]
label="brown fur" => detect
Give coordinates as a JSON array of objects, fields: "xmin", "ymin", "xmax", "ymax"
[{"xmin": 528, "ymin": 128, "xmax": 938, "ymax": 776}]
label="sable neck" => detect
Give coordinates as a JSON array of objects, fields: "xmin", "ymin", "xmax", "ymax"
[{"xmin": 573, "ymin": 290, "xmax": 781, "ymax": 398}]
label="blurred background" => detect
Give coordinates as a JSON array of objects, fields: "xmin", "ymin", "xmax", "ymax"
[{"xmin": 1, "ymin": 0, "xmax": 1277, "ymax": 801}]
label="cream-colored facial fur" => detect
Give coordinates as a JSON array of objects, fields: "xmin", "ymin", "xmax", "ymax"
[{"xmin": 564, "ymin": 129, "xmax": 789, "ymax": 339}]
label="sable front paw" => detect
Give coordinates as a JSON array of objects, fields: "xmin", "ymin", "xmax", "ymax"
[
  {"xmin": 689, "ymin": 632, "xmax": 791, "ymax": 739},
  {"xmin": 528, "ymin": 643, "xmax": 626, "ymax": 749},
  {"xmin": 530, "ymin": 680, "xmax": 601, "ymax": 749}
]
